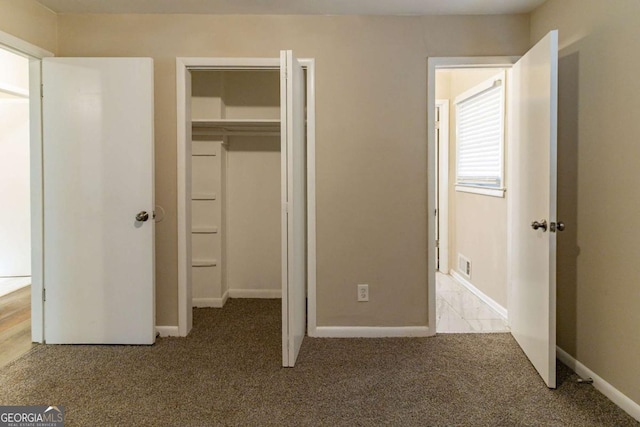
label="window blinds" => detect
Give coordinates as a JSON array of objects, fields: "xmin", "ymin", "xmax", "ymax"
[{"xmin": 456, "ymin": 81, "xmax": 504, "ymax": 187}]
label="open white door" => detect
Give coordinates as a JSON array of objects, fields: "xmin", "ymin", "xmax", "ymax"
[
  {"xmin": 509, "ymin": 31, "xmax": 558, "ymax": 388},
  {"xmin": 281, "ymin": 50, "xmax": 306, "ymax": 367},
  {"xmin": 42, "ymin": 58, "xmax": 155, "ymax": 344}
]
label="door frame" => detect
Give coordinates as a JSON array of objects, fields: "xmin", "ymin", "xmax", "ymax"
[
  {"xmin": 0, "ymin": 30, "xmax": 53, "ymax": 344},
  {"xmin": 175, "ymin": 57, "xmax": 317, "ymax": 337},
  {"xmin": 434, "ymin": 99, "xmax": 449, "ymax": 274},
  {"xmin": 427, "ymin": 56, "xmax": 518, "ymax": 333}
]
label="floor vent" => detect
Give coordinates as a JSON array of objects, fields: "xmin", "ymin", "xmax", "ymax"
[{"xmin": 458, "ymin": 254, "xmax": 471, "ymax": 279}]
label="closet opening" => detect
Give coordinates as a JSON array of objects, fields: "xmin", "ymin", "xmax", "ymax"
[
  {"xmin": 190, "ymin": 69, "xmax": 282, "ymax": 309},
  {"xmin": 0, "ymin": 46, "xmax": 33, "ymax": 366},
  {"xmin": 176, "ymin": 55, "xmax": 317, "ymax": 367}
]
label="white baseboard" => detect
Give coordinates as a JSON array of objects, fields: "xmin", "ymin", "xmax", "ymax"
[
  {"xmin": 228, "ymin": 289, "xmax": 281, "ymax": 299},
  {"xmin": 193, "ymin": 291, "xmax": 228, "ymax": 308},
  {"xmin": 155, "ymin": 326, "xmax": 180, "ymax": 337},
  {"xmin": 556, "ymin": 346, "xmax": 640, "ymax": 422},
  {"xmin": 312, "ymin": 326, "xmax": 432, "ymax": 338},
  {"xmin": 450, "ymin": 270, "xmax": 508, "ymax": 320}
]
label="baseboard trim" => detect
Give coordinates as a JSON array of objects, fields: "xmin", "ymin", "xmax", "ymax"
[
  {"xmin": 312, "ymin": 326, "xmax": 432, "ymax": 338},
  {"xmin": 193, "ymin": 291, "xmax": 228, "ymax": 308},
  {"xmin": 228, "ymin": 289, "xmax": 281, "ymax": 299},
  {"xmin": 450, "ymin": 270, "xmax": 508, "ymax": 320},
  {"xmin": 556, "ymin": 346, "xmax": 640, "ymax": 422},
  {"xmin": 156, "ymin": 326, "xmax": 180, "ymax": 337}
]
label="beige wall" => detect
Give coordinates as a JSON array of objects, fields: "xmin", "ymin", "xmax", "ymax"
[
  {"xmin": 438, "ymin": 68, "xmax": 509, "ymax": 308},
  {"xmin": 0, "ymin": 0, "xmax": 56, "ymax": 54},
  {"xmin": 226, "ymin": 135, "xmax": 281, "ymax": 293},
  {"xmin": 54, "ymin": 13, "xmax": 530, "ymax": 327},
  {"xmin": 532, "ymin": 0, "xmax": 640, "ymax": 405}
]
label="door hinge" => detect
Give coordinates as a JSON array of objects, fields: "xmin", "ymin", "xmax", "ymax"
[
  {"xmin": 283, "ymin": 202, "xmax": 288, "ymax": 214},
  {"xmin": 435, "ymin": 240, "xmax": 439, "ymax": 248},
  {"xmin": 40, "ymin": 83, "xmax": 43, "ymax": 98},
  {"xmin": 43, "ymin": 288, "xmax": 46, "ymax": 301},
  {"xmin": 435, "ymin": 121, "xmax": 440, "ymax": 130}
]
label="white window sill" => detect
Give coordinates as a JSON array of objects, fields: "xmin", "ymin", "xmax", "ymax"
[{"xmin": 455, "ymin": 185, "xmax": 506, "ymax": 198}]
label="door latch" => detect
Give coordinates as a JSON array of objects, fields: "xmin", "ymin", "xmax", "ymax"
[
  {"xmin": 135, "ymin": 211, "xmax": 150, "ymax": 222},
  {"xmin": 531, "ymin": 219, "xmax": 547, "ymax": 232},
  {"xmin": 549, "ymin": 221, "xmax": 565, "ymax": 233}
]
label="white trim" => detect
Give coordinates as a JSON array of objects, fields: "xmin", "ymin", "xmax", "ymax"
[
  {"xmin": 156, "ymin": 326, "xmax": 180, "ymax": 337},
  {"xmin": 228, "ymin": 289, "xmax": 281, "ymax": 299},
  {"xmin": 301, "ymin": 58, "xmax": 318, "ymax": 342},
  {"xmin": 29, "ymin": 60, "xmax": 44, "ymax": 343},
  {"xmin": 176, "ymin": 57, "xmax": 191, "ymax": 337},
  {"xmin": 0, "ymin": 30, "xmax": 53, "ymax": 59},
  {"xmin": 455, "ymin": 185, "xmax": 506, "ymax": 198},
  {"xmin": 556, "ymin": 346, "xmax": 640, "ymax": 422},
  {"xmin": 193, "ymin": 291, "xmax": 229, "ymax": 308},
  {"xmin": 428, "ymin": 56, "xmax": 518, "ymax": 337},
  {"xmin": 180, "ymin": 57, "xmax": 279, "ymax": 69},
  {"xmin": 450, "ymin": 270, "xmax": 508, "ymax": 320},
  {"xmin": 176, "ymin": 57, "xmax": 316, "ymax": 338},
  {"xmin": 280, "ymin": 50, "xmax": 289, "ymax": 367},
  {"xmin": 435, "ymin": 99, "xmax": 449, "ymax": 274},
  {"xmin": 0, "ymin": 32, "xmax": 52, "ymax": 344},
  {"xmin": 313, "ymin": 326, "xmax": 431, "ymax": 338}
]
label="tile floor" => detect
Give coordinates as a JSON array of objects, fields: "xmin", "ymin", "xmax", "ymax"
[{"xmin": 436, "ymin": 272, "xmax": 509, "ymax": 333}]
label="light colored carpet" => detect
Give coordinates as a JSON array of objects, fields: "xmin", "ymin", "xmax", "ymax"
[{"xmin": 0, "ymin": 299, "xmax": 636, "ymax": 426}]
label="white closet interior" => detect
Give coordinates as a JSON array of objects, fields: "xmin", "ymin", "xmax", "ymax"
[
  {"xmin": 0, "ymin": 47, "xmax": 31, "ymax": 287},
  {"xmin": 190, "ymin": 69, "xmax": 282, "ymax": 307}
]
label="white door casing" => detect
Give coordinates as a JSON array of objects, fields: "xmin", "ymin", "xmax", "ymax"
[
  {"xmin": 435, "ymin": 99, "xmax": 450, "ymax": 274},
  {"xmin": 42, "ymin": 58, "xmax": 155, "ymax": 344},
  {"xmin": 508, "ymin": 30, "xmax": 559, "ymax": 388},
  {"xmin": 281, "ymin": 50, "xmax": 306, "ymax": 367}
]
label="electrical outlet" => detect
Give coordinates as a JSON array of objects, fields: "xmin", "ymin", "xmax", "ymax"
[{"xmin": 357, "ymin": 284, "xmax": 369, "ymax": 302}]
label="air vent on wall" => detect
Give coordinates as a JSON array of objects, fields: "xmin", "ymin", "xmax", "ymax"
[{"xmin": 458, "ymin": 253, "xmax": 471, "ymax": 279}]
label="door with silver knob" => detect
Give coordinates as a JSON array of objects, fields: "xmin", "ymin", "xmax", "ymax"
[
  {"xmin": 43, "ymin": 57, "xmax": 155, "ymax": 345},
  {"xmin": 508, "ymin": 30, "xmax": 558, "ymax": 388}
]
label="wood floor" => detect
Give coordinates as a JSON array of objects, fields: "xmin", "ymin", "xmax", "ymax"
[{"xmin": 0, "ymin": 286, "xmax": 32, "ymax": 368}]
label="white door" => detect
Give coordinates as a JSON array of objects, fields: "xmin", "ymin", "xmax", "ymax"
[
  {"xmin": 42, "ymin": 58, "xmax": 155, "ymax": 344},
  {"xmin": 509, "ymin": 31, "xmax": 559, "ymax": 388},
  {"xmin": 280, "ymin": 50, "xmax": 306, "ymax": 367}
]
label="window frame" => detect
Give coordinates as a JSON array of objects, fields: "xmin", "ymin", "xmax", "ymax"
[{"xmin": 454, "ymin": 70, "xmax": 506, "ymax": 198}]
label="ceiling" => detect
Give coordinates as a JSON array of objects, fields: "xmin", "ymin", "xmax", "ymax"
[{"xmin": 36, "ymin": 0, "xmax": 547, "ymax": 16}]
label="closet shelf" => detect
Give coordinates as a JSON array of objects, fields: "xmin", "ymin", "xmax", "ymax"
[
  {"xmin": 192, "ymin": 226, "xmax": 219, "ymax": 234},
  {"xmin": 192, "ymin": 259, "xmax": 218, "ymax": 267},
  {"xmin": 192, "ymin": 119, "xmax": 280, "ymax": 136},
  {"xmin": 192, "ymin": 193, "xmax": 217, "ymax": 201},
  {"xmin": 0, "ymin": 82, "xmax": 29, "ymax": 99}
]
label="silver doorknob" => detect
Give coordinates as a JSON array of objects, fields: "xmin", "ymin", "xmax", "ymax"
[
  {"xmin": 136, "ymin": 211, "xmax": 149, "ymax": 222},
  {"xmin": 556, "ymin": 221, "xmax": 565, "ymax": 231},
  {"xmin": 531, "ymin": 220, "xmax": 547, "ymax": 232}
]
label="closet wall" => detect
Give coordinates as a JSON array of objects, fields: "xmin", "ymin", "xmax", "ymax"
[
  {"xmin": 190, "ymin": 70, "xmax": 282, "ymax": 306},
  {"xmin": 0, "ymin": 48, "xmax": 31, "ymax": 278}
]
